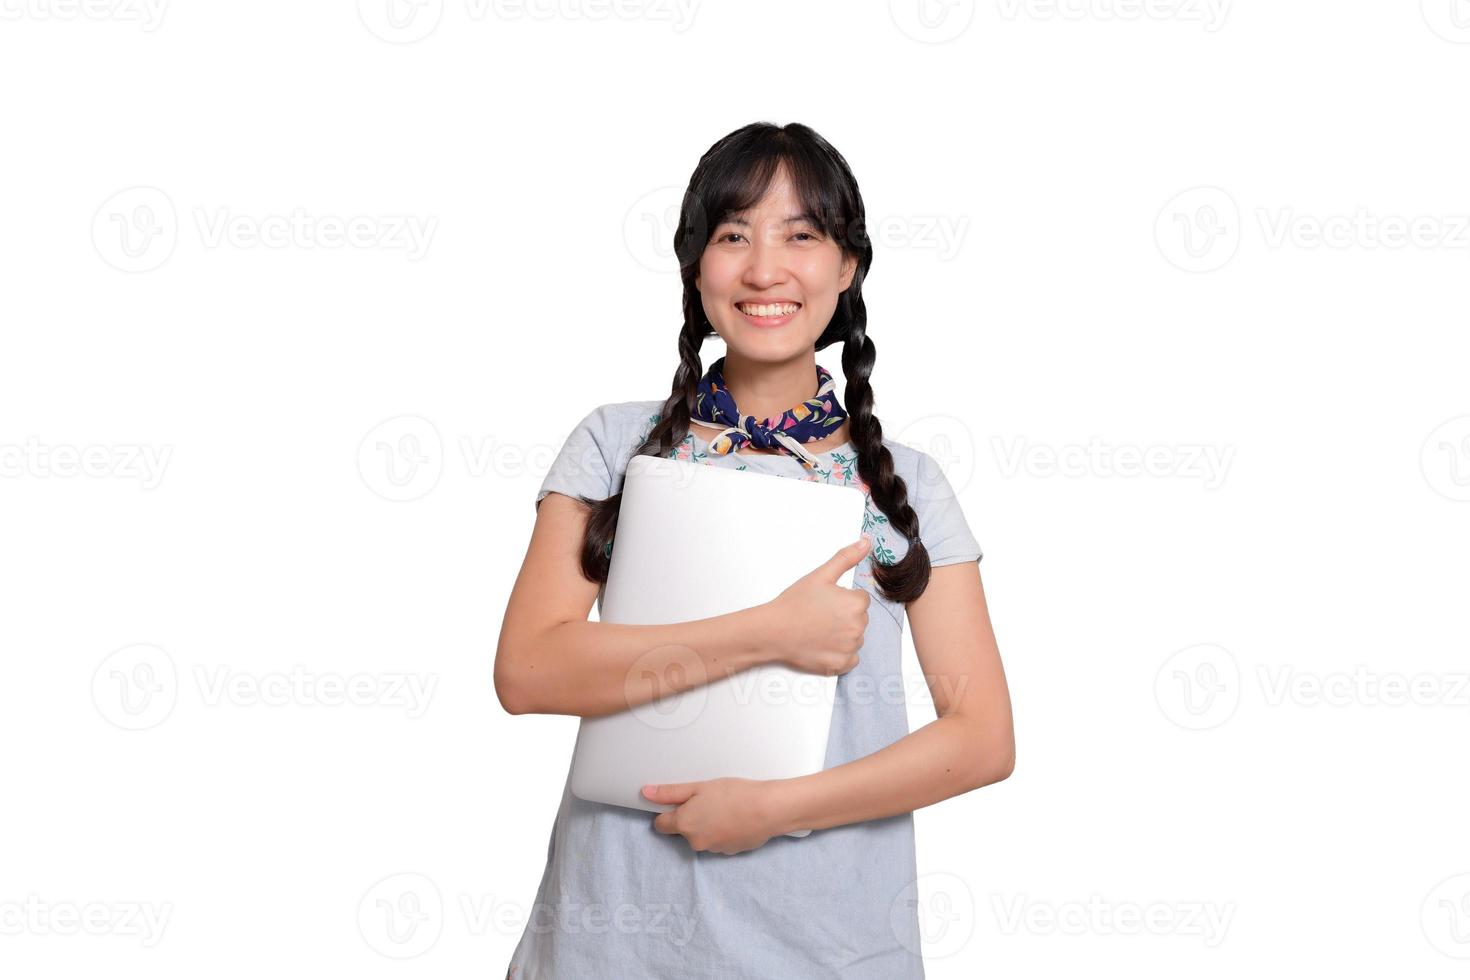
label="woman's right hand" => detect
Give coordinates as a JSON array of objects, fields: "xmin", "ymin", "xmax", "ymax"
[{"xmin": 758, "ymin": 536, "xmax": 873, "ymax": 675}]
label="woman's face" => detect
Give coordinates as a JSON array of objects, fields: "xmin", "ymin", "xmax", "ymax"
[{"xmin": 695, "ymin": 167, "xmax": 856, "ymax": 363}]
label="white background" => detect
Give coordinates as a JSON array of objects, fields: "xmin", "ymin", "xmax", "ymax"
[{"xmin": 3, "ymin": 1, "xmax": 1469, "ymax": 977}]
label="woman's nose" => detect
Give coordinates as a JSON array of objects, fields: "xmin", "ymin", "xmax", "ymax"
[{"xmin": 743, "ymin": 234, "xmax": 788, "ymax": 283}]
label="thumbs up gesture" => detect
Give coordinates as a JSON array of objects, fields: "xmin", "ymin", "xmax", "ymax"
[{"xmin": 757, "ymin": 535, "xmax": 872, "ymax": 676}]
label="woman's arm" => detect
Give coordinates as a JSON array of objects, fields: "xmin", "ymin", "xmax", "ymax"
[
  {"xmin": 495, "ymin": 492, "xmax": 776, "ymax": 718},
  {"xmin": 768, "ymin": 561, "xmax": 1014, "ymax": 833}
]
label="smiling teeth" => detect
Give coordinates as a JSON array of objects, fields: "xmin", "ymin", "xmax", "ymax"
[{"xmin": 739, "ymin": 303, "xmax": 800, "ymax": 317}]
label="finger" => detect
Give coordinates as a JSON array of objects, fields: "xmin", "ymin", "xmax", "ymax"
[
  {"xmin": 642, "ymin": 782, "xmax": 697, "ymax": 805},
  {"xmin": 653, "ymin": 811, "xmax": 677, "ymax": 834},
  {"xmin": 812, "ymin": 535, "xmax": 871, "ymax": 583}
]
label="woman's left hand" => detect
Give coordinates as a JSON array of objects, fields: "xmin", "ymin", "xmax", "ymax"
[{"xmin": 643, "ymin": 778, "xmax": 791, "ymax": 855}]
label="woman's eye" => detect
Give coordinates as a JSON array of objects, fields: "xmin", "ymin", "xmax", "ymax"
[{"xmin": 714, "ymin": 230, "xmax": 818, "ymax": 244}]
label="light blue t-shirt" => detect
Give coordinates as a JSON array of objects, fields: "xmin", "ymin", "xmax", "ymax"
[{"xmin": 506, "ymin": 399, "xmax": 983, "ymax": 980}]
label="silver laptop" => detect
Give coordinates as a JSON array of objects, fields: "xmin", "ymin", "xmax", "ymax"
[{"xmin": 568, "ymin": 453, "xmax": 869, "ymax": 838}]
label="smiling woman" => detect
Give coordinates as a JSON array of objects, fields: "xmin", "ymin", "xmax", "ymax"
[{"xmin": 496, "ymin": 121, "xmax": 1014, "ymax": 980}]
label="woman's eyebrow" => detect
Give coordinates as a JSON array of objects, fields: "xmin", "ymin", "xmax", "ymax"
[{"xmin": 721, "ymin": 211, "xmax": 818, "ymax": 227}]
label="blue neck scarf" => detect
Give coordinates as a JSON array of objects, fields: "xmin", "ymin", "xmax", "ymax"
[{"xmin": 690, "ymin": 355, "xmax": 847, "ymax": 468}]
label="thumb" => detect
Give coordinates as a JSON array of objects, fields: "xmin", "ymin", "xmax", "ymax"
[
  {"xmin": 642, "ymin": 782, "xmax": 697, "ymax": 805},
  {"xmin": 811, "ymin": 535, "xmax": 872, "ymax": 583}
]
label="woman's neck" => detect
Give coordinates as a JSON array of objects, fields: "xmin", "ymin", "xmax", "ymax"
[{"xmin": 719, "ymin": 351, "xmax": 824, "ymax": 425}]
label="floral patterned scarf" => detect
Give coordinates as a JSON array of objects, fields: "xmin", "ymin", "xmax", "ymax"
[{"xmin": 690, "ymin": 355, "xmax": 847, "ymax": 469}]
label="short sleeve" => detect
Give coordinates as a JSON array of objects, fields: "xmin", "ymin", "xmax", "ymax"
[
  {"xmin": 912, "ymin": 450, "xmax": 983, "ymax": 566},
  {"xmin": 535, "ymin": 406, "xmax": 615, "ymax": 510}
]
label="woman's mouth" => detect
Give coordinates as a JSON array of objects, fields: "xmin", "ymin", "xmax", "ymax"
[{"xmin": 735, "ymin": 301, "xmax": 801, "ymax": 328}]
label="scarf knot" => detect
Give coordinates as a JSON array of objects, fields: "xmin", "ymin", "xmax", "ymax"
[{"xmin": 690, "ymin": 356, "xmax": 847, "ymax": 468}]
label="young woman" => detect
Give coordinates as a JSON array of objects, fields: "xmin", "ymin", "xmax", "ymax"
[{"xmin": 496, "ymin": 121, "xmax": 1015, "ymax": 979}]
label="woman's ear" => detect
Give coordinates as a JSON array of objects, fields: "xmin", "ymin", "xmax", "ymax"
[{"xmin": 839, "ymin": 255, "xmax": 856, "ymax": 292}]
